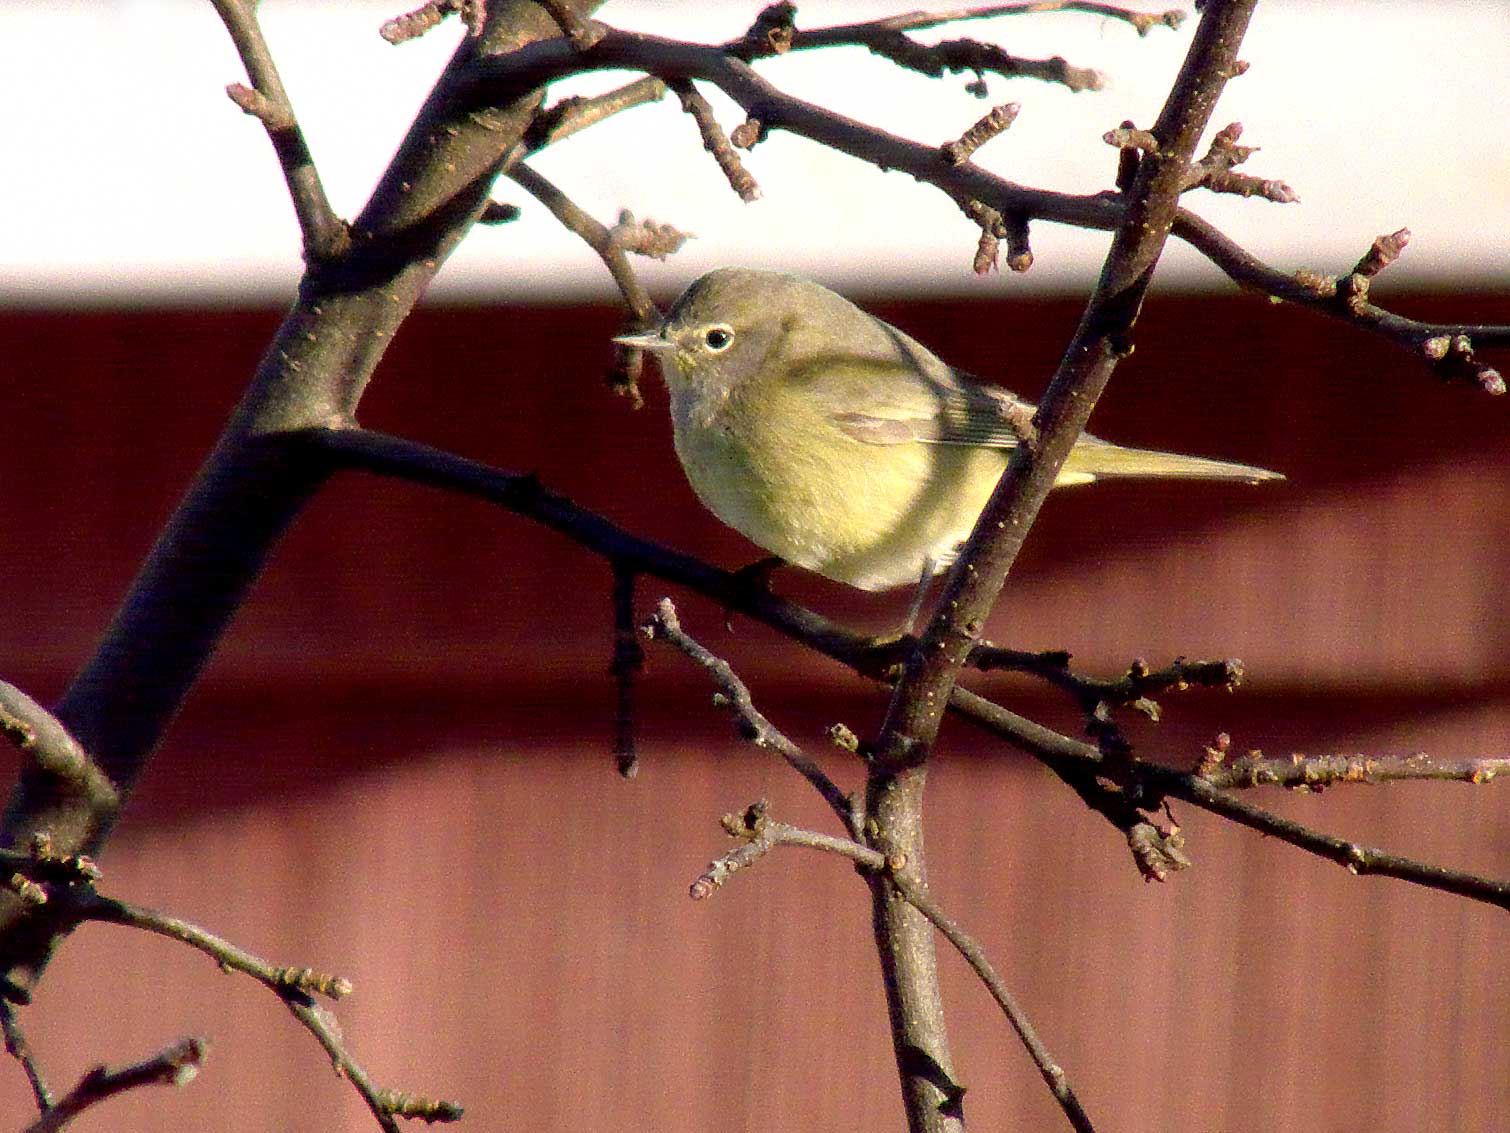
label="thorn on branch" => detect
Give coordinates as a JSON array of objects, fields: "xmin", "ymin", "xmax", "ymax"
[
  {"xmin": 670, "ymin": 79, "xmax": 761, "ymax": 202},
  {"xmin": 941, "ymin": 102, "xmax": 1020, "ymax": 165},
  {"xmin": 225, "ymin": 83, "xmax": 294, "ymax": 131}
]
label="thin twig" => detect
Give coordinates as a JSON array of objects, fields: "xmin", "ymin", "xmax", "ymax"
[
  {"xmin": 644, "ymin": 599, "xmax": 853, "ymax": 825},
  {"xmin": 1, "ymin": 1000, "xmax": 51, "ymax": 1111},
  {"xmin": 307, "ymin": 426, "xmax": 1510, "ymax": 909},
  {"xmin": 0, "ymin": 683, "xmax": 119, "ymax": 820},
  {"xmin": 668, "ymin": 79, "xmax": 761, "ymax": 201},
  {"xmin": 689, "ymin": 804, "xmax": 883, "ymax": 899},
  {"xmin": 209, "ymin": 0, "xmax": 347, "ymax": 260},
  {"xmin": 610, "ymin": 562, "xmax": 642, "ymax": 778},
  {"xmin": 869, "ymin": 2, "xmax": 1185, "ymax": 38},
  {"xmin": 57, "ymin": 891, "xmax": 466, "ymax": 1130},
  {"xmin": 890, "ymin": 872, "xmax": 1097, "ymax": 1133},
  {"xmin": 508, "ymin": 162, "xmax": 659, "ymax": 323},
  {"xmin": 462, "ymin": 31, "xmax": 1510, "ymax": 391},
  {"xmin": 949, "ymin": 687, "xmax": 1510, "ymax": 910},
  {"xmin": 1197, "ymin": 746, "xmax": 1510, "ymax": 791},
  {"xmin": 688, "ymin": 802, "xmax": 1097, "ymax": 1132},
  {"xmin": 525, "ymin": 76, "xmax": 668, "ymax": 152},
  {"xmin": 535, "ymin": 0, "xmax": 603, "ymax": 48},
  {"xmin": 21, "ymin": 1037, "xmax": 207, "ymax": 1133}
]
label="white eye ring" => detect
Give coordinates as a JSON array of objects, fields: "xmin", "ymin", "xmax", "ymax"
[{"xmin": 702, "ymin": 325, "xmax": 734, "ymax": 352}]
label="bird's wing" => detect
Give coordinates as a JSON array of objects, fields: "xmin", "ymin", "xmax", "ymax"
[{"xmin": 824, "ymin": 363, "xmax": 1035, "ymax": 450}]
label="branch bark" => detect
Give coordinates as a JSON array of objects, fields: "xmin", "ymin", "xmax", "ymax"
[{"xmin": 0, "ymin": 0, "xmax": 610, "ymax": 1002}]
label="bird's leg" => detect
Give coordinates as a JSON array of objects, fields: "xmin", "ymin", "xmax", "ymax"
[{"xmin": 899, "ymin": 555, "xmax": 942, "ymax": 637}]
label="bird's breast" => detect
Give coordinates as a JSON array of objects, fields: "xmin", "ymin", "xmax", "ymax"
[{"xmin": 670, "ymin": 384, "xmax": 1005, "ymax": 591}]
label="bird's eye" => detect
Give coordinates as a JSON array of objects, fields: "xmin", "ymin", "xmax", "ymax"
[{"xmin": 702, "ymin": 326, "xmax": 734, "ymax": 352}]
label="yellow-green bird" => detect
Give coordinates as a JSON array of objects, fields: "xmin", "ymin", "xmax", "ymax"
[{"xmin": 617, "ymin": 267, "xmax": 1281, "ymax": 594}]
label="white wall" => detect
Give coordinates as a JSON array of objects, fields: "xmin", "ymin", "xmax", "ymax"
[{"xmin": 3, "ymin": 1, "xmax": 1505, "ymax": 304}]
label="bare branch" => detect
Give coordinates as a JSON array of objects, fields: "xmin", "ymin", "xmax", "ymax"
[
  {"xmin": 380, "ymin": 0, "xmax": 486, "ymax": 43},
  {"xmin": 689, "ymin": 802, "xmax": 883, "ymax": 899},
  {"xmin": 77, "ymin": 895, "xmax": 352, "ymax": 1002},
  {"xmin": 210, "ymin": 0, "xmax": 347, "ymax": 261},
  {"xmin": 525, "ymin": 76, "xmax": 668, "ymax": 151},
  {"xmin": 1196, "ymin": 745, "xmax": 1510, "ymax": 792},
  {"xmin": 888, "ymin": 870, "xmax": 1097, "ymax": 1133},
  {"xmin": 610, "ymin": 563, "xmax": 642, "ymax": 779},
  {"xmin": 61, "ymin": 889, "xmax": 466, "ymax": 1130},
  {"xmin": 950, "ymin": 688, "xmax": 1510, "ymax": 911},
  {"xmin": 668, "ymin": 79, "xmax": 762, "ymax": 201},
  {"xmin": 534, "ymin": 0, "xmax": 603, "ymax": 49},
  {"xmin": 461, "ymin": 31, "xmax": 1510, "ymax": 391},
  {"xmin": 942, "ymin": 101, "xmax": 1020, "ymax": 165},
  {"xmin": 21, "ymin": 1037, "xmax": 207, "ymax": 1133},
  {"xmin": 689, "ymin": 801, "xmax": 1098, "ymax": 1133},
  {"xmin": 866, "ymin": 2, "xmax": 1186, "ymax": 39},
  {"xmin": 507, "ymin": 162, "xmax": 660, "ymax": 324},
  {"xmin": 0, "ymin": 683, "xmax": 119, "ymax": 821},
  {"xmin": 1, "ymin": 1000, "xmax": 51, "ymax": 1112},
  {"xmin": 643, "ymin": 599, "xmax": 854, "ymax": 826}
]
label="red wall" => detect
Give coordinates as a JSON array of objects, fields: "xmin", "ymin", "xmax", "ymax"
[{"xmin": 0, "ymin": 292, "xmax": 1505, "ymax": 1131}]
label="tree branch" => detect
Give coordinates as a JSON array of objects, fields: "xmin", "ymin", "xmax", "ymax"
[
  {"xmin": 643, "ymin": 599, "xmax": 853, "ymax": 827},
  {"xmin": 210, "ymin": 0, "xmax": 348, "ymax": 261},
  {"xmin": 888, "ymin": 871, "xmax": 1097, "ymax": 1133},
  {"xmin": 461, "ymin": 26, "xmax": 1510, "ymax": 390},
  {"xmin": 21, "ymin": 1036, "xmax": 207, "ymax": 1133}
]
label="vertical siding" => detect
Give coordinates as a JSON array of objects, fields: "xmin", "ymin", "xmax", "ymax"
[{"xmin": 0, "ymin": 296, "xmax": 1505, "ymax": 1131}]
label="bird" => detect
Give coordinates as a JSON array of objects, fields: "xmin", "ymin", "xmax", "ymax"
[{"xmin": 616, "ymin": 267, "xmax": 1281, "ymax": 599}]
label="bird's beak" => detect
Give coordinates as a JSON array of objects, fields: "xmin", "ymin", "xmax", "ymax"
[{"xmin": 613, "ymin": 329, "xmax": 674, "ymax": 353}]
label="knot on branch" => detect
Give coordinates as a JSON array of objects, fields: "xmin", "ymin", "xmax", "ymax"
[
  {"xmin": 732, "ymin": 1, "xmax": 797, "ymax": 60},
  {"xmin": 730, "ymin": 116, "xmax": 769, "ymax": 150},
  {"xmin": 225, "ymin": 83, "xmax": 294, "ymax": 131}
]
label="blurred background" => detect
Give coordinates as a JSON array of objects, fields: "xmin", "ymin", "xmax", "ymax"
[{"xmin": 0, "ymin": 2, "xmax": 1507, "ymax": 1131}]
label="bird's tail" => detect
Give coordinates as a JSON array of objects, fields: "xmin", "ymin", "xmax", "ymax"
[{"xmin": 1061, "ymin": 437, "xmax": 1283, "ymax": 486}]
